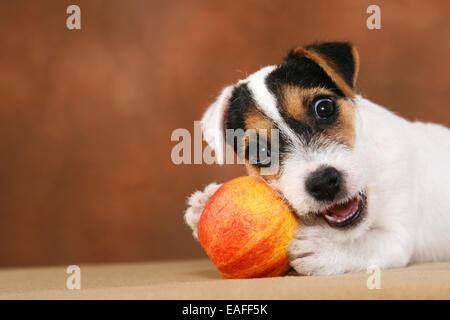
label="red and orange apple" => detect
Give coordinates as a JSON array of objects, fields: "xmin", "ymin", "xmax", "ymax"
[{"xmin": 198, "ymin": 176, "xmax": 299, "ymax": 279}]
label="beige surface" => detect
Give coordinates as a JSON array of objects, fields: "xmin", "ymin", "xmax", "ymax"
[{"xmin": 0, "ymin": 259, "xmax": 449, "ymax": 299}]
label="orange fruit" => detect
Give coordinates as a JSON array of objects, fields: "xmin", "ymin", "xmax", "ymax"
[{"xmin": 198, "ymin": 176, "xmax": 299, "ymax": 278}]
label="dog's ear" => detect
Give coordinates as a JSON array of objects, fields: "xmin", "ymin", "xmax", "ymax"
[
  {"xmin": 201, "ymin": 85, "xmax": 234, "ymax": 164},
  {"xmin": 294, "ymin": 42, "xmax": 360, "ymax": 98}
]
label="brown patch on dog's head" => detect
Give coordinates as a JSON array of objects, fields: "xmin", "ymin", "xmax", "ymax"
[
  {"xmin": 350, "ymin": 45, "xmax": 360, "ymax": 89},
  {"xmin": 325, "ymin": 98, "xmax": 356, "ymax": 147},
  {"xmin": 280, "ymin": 85, "xmax": 335, "ymax": 121},
  {"xmin": 242, "ymin": 106, "xmax": 281, "ymax": 178},
  {"xmin": 276, "ymin": 84, "xmax": 356, "ymax": 148},
  {"xmin": 292, "ymin": 42, "xmax": 360, "ymax": 98},
  {"xmin": 262, "ymin": 42, "xmax": 360, "ymax": 149},
  {"xmin": 244, "ymin": 160, "xmax": 280, "ymax": 181},
  {"xmin": 223, "ymin": 43, "xmax": 361, "ymax": 183},
  {"xmin": 245, "ymin": 106, "xmax": 274, "ymax": 132}
]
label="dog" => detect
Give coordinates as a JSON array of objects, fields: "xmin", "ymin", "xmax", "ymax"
[{"xmin": 184, "ymin": 42, "xmax": 450, "ymax": 276}]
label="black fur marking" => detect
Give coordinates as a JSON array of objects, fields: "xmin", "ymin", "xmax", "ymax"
[
  {"xmin": 305, "ymin": 42, "xmax": 355, "ymax": 89},
  {"xmin": 226, "ymin": 84, "xmax": 252, "ymax": 155},
  {"xmin": 226, "ymin": 84, "xmax": 252, "ymax": 132},
  {"xmin": 265, "ymin": 49, "xmax": 343, "ymax": 139},
  {"xmin": 266, "ymin": 52, "xmax": 344, "ymax": 97},
  {"xmin": 280, "ymin": 109, "xmax": 314, "ymax": 145},
  {"xmin": 265, "ymin": 43, "xmax": 355, "ymax": 145},
  {"xmin": 224, "ymin": 42, "xmax": 356, "ymax": 163},
  {"xmin": 279, "ymin": 95, "xmax": 342, "ymax": 146},
  {"xmin": 245, "ymin": 137, "xmax": 272, "ymax": 168},
  {"xmin": 225, "ymin": 83, "xmax": 291, "ymax": 166}
]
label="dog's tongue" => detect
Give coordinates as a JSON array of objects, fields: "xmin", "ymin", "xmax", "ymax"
[{"xmin": 324, "ymin": 197, "xmax": 359, "ymax": 219}]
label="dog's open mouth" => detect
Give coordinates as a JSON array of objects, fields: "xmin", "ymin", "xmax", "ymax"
[{"xmin": 320, "ymin": 192, "xmax": 366, "ymax": 228}]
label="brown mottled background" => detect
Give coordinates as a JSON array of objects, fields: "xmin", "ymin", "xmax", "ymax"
[{"xmin": 0, "ymin": 1, "xmax": 449, "ymax": 267}]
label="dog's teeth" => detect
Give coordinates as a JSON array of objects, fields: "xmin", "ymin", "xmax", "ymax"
[
  {"xmin": 321, "ymin": 192, "xmax": 365, "ymax": 227},
  {"xmin": 324, "ymin": 213, "xmax": 352, "ymax": 223},
  {"xmin": 324, "ymin": 214, "xmax": 345, "ymax": 223}
]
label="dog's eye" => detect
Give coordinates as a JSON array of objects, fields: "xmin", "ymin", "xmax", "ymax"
[
  {"xmin": 245, "ymin": 139, "xmax": 272, "ymax": 167},
  {"xmin": 314, "ymin": 98, "xmax": 336, "ymax": 120}
]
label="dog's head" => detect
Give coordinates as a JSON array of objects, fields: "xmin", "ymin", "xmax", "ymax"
[{"xmin": 202, "ymin": 42, "xmax": 371, "ymax": 234}]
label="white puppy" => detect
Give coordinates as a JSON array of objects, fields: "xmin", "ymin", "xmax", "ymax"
[{"xmin": 184, "ymin": 42, "xmax": 450, "ymax": 275}]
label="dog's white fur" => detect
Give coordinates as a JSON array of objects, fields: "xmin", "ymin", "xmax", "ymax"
[{"xmin": 184, "ymin": 67, "xmax": 450, "ymax": 276}]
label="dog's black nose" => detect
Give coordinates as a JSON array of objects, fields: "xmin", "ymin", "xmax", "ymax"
[{"xmin": 305, "ymin": 166, "xmax": 341, "ymax": 201}]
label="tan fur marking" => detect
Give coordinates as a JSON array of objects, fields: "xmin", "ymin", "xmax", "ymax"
[
  {"xmin": 293, "ymin": 47, "xmax": 355, "ymax": 99},
  {"xmin": 326, "ymin": 99, "xmax": 356, "ymax": 147},
  {"xmin": 281, "ymin": 85, "xmax": 335, "ymax": 121},
  {"xmin": 243, "ymin": 107, "xmax": 280, "ymax": 179},
  {"xmin": 245, "ymin": 107, "xmax": 273, "ymax": 132},
  {"xmin": 280, "ymin": 85, "xmax": 306, "ymax": 121},
  {"xmin": 261, "ymin": 172, "xmax": 281, "ymax": 183},
  {"xmin": 279, "ymin": 85, "xmax": 356, "ymax": 148},
  {"xmin": 351, "ymin": 45, "xmax": 360, "ymax": 89},
  {"xmin": 244, "ymin": 160, "xmax": 280, "ymax": 180}
]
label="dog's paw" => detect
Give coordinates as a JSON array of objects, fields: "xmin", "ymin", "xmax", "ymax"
[
  {"xmin": 288, "ymin": 226, "xmax": 344, "ymax": 276},
  {"xmin": 184, "ymin": 182, "xmax": 222, "ymax": 239}
]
